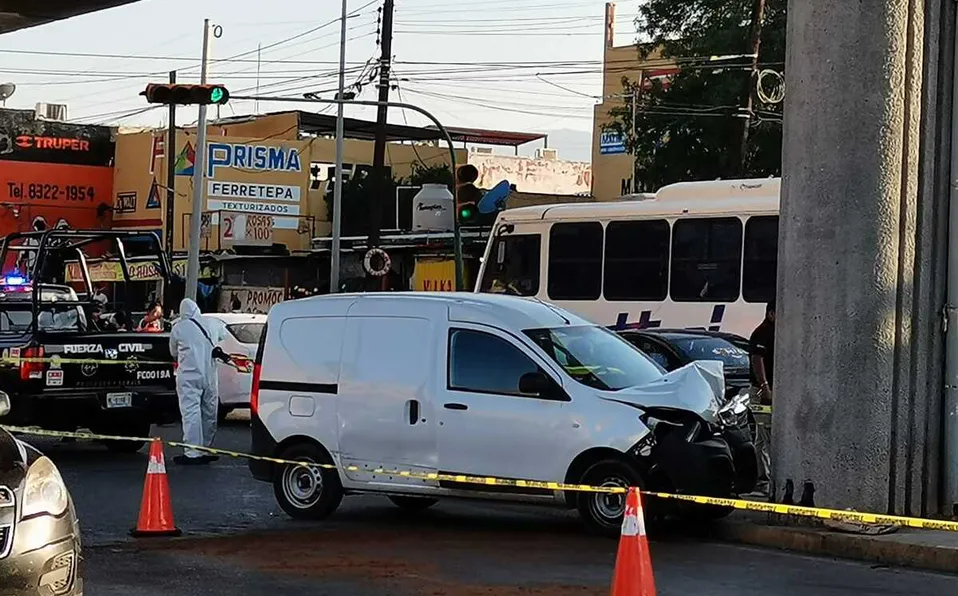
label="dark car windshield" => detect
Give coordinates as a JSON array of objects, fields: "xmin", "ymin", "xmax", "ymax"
[
  {"xmin": 670, "ymin": 336, "xmax": 750, "ymax": 369},
  {"xmin": 524, "ymin": 325, "xmax": 663, "ymax": 391}
]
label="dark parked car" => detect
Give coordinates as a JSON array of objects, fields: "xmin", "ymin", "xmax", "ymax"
[
  {"xmin": 618, "ymin": 329, "xmax": 758, "ymax": 496},
  {"xmin": 618, "ymin": 329, "xmax": 752, "ymax": 398},
  {"xmin": 0, "ymin": 391, "xmax": 82, "ymax": 595}
]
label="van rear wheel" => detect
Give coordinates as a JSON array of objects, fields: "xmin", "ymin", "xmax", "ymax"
[
  {"xmin": 273, "ymin": 443, "xmax": 343, "ymax": 520},
  {"xmin": 388, "ymin": 496, "xmax": 438, "ymax": 513},
  {"xmin": 576, "ymin": 458, "xmax": 645, "ymax": 537}
]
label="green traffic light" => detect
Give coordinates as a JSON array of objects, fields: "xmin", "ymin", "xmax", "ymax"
[
  {"xmin": 459, "ymin": 204, "xmax": 477, "ymax": 221},
  {"xmin": 210, "ymin": 87, "xmax": 225, "ymax": 103}
]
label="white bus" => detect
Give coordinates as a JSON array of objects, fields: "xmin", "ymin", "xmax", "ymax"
[{"xmin": 474, "ymin": 178, "xmax": 780, "ymax": 338}]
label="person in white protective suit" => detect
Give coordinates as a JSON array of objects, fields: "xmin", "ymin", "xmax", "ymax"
[{"xmin": 169, "ymin": 298, "xmax": 227, "ymax": 465}]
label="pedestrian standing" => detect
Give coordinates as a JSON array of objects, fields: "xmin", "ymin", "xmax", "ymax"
[
  {"xmin": 168, "ymin": 298, "xmax": 226, "ymax": 465},
  {"xmin": 748, "ymin": 300, "xmax": 775, "ymax": 494}
]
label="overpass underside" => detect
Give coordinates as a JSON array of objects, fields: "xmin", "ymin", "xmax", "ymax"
[{"xmin": 0, "ymin": 0, "xmax": 138, "ymax": 33}]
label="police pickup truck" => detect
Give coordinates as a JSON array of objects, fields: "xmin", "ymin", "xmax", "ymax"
[{"xmin": 0, "ymin": 229, "xmax": 178, "ymax": 453}]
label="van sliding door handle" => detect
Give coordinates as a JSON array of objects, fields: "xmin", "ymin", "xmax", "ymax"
[
  {"xmin": 407, "ymin": 399, "xmax": 420, "ymax": 425},
  {"xmin": 443, "ymin": 403, "xmax": 468, "ymax": 411}
]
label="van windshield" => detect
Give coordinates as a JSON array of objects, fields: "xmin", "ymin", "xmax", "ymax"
[{"xmin": 524, "ymin": 325, "xmax": 663, "ymax": 392}]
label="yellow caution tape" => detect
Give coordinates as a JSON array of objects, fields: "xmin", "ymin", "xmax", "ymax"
[
  {"xmin": 4, "ymin": 425, "xmax": 956, "ymax": 532},
  {"xmin": 0, "ymin": 355, "xmax": 244, "ymax": 370},
  {"xmin": 1, "ymin": 356, "xmax": 172, "ymax": 366}
]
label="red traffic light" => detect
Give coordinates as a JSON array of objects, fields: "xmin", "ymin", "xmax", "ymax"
[{"xmin": 141, "ymin": 84, "xmax": 230, "ymax": 105}]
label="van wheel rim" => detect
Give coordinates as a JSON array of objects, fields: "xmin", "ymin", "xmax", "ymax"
[
  {"xmin": 591, "ymin": 477, "xmax": 630, "ymax": 524},
  {"xmin": 282, "ymin": 457, "xmax": 323, "ymax": 509}
]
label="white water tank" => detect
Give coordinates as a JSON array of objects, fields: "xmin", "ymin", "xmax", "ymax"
[{"xmin": 412, "ymin": 184, "xmax": 455, "ymax": 232}]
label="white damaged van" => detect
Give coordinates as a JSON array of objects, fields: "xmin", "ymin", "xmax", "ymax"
[{"xmin": 248, "ymin": 292, "xmax": 747, "ymax": 534}]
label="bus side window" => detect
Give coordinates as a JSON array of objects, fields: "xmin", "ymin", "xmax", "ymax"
[
  {"xmin": 604, "ymin": 220, "xmax": 670, "ymax": 301},
  {"xmin": 670, "ymin": 217, "xmax": 743, "ymax": 303},
  {"xmin": 743, "ymin": 216, "xmax": 778, "ymax": 303},
  {"xmin": 548, "ymin": 222, "xmax": 603, "ymax": 301}
]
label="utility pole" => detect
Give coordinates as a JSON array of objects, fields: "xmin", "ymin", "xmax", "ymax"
[
  {"xmin": 255, "ymin": 43, "xmax": 262, "ymax": 114},
  {"xmin": 368, "ymin": 0, "xmax": 394, "ymax": 251},
  {"xmin": 165, "ymin": 70, "xmax": 177, "ymax": 261},
  {"xmin": 735, "ymin": 0, "xmax": 766, "ymax": 176},
  {"xmin": 330, "ymin": 0, "xmax": 348, "ymax": 294},
  {"xmin": 185, "ymin": 18, "xmax": 212, "ymax": 302}
]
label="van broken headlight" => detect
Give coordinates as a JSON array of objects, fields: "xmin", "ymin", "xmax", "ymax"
[
  {"xmin": 22, "ymin": 456, "xmax": 68, "ymax": 518},
  {"xmin": 717, "ymin": 389, "xmax": 750, "ymax": 427}
]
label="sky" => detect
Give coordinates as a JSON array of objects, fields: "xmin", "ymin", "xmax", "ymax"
[{"xmin": 0, "ymin": 0, "xmax": 643, "ymax": 162}]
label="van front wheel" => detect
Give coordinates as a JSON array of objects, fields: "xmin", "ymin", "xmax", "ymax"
[
  {"xmin": 273, "ymin": 443, "xmax": 343, "ymax": 520},
  {"xmin": 576, "ymin": 459, "xmax": 645, "ymax": 537}
]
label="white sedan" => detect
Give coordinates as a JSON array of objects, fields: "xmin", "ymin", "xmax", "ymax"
[{"xmin": 201, "ymin": 313, "xmax": 266, "ymax": 419}]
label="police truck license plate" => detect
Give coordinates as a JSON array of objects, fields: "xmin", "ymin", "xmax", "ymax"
[{"xmin": 106, "ymin": 392, "xmax": 132, "ymax": 408}]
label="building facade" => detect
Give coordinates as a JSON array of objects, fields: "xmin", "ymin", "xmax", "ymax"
[
  {"xmin": 591, "ymin": 3, "xmax": 679, "ymax": 201},
  {"xmin": 0, "ymin": 108, "xmax": 115, "ymax": 234}
]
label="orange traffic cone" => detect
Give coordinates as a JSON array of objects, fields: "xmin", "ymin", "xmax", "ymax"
[
  {"xmin": 610, "ymin": 487, "xmax": 656, "ymax": 596},
  {"xmin": 130, "ymin": 439, "xmax": 181, "ymax": 537}
]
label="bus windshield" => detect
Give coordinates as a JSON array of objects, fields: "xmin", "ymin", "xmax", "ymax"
[
  {"xmin": 479, "ymin": 234, "xmax": 540, "ymax": 296},
  {"xmin": 524, "ymin": 325, "xmax": 663, "ymax": 392}
]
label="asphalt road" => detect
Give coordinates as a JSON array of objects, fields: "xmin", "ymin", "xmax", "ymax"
[{"xmin": 23, "ymin": 414, "xmax": 958, "ymax": 595}]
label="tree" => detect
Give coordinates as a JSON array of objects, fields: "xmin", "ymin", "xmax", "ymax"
[
  {"xmin": 608, "ymin": 0, "xmax": 786, "ymax": 191},
  {"xmin": 405, "ymin": 162, "xmax": 453, "ymax": 187}
]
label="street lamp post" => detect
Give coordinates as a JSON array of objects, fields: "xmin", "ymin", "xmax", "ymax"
[
  {"xmin": 229, "ymin": 94, "xmax": 465, "ymax": 291},
  {"xmin": 330, "ymin": 0, "xmax": 348, "ymax": 294}
]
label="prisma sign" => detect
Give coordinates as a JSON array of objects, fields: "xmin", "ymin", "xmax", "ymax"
[{"xmin": 206, "ymin": 142, "xmax": 302, "ymax": 178}]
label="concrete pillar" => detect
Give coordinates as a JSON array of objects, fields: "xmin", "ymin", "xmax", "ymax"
[{"xmin": 775, "ymin": 0, "xmax": 955, "ymax": 516}]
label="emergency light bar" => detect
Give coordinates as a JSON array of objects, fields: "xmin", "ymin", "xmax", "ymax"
[{"xmin": 2, "ymin": 275, "xmax": 28, "ymax": 286}]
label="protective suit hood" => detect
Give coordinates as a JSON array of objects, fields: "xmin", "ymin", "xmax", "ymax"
[{"xmin": 179, "ymin": 298, "xmax": 201, "ymax": 320}]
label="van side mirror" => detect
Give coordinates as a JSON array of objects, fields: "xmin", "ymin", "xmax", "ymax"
[
  {"xmin": 519, "ymin": 371, "xmax": 561, "ymax": 398},
  {"xmin": 0, "ymin": 391, "xmax": 10, "ymax": 417}
]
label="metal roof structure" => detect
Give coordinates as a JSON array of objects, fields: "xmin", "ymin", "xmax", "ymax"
[
  {"xmin": 433, "ymin": 125, "xmax": 546, "ymax": 148},
  {"xmin": 214, "ymin": 111, "xmax": 547, "ymax": 149},
  {"xmin": 0, "ymin": 1, "xmax": 138, "ymax": 33}
]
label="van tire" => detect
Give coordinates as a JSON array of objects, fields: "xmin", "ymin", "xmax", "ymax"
[
  {"xmin": 576, "ymin": 458, "xmax": 645, "ymax": 537},
  {"xmin": 273, "ymin": 443, "xmax": 343, "ymax": 521},
  {"xmin": 388, "ymin": 496, "xmax": 438, "ymax": 513}
]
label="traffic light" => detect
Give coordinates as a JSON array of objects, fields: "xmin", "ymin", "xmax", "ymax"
[
  {"xmin": 141, "ymin": 84, "xmax": 230, "ymax": 105},
  {"xmin": 456, "ymin": 164, "xmax": 482, "ymax": 225}
]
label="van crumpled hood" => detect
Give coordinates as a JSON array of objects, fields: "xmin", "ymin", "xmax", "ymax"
[{"xmin": 600, "ymin": 360, "xmax": 726, "ymax": 422}]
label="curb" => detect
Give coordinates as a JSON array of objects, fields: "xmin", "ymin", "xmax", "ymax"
[{"xmin": 712, "ymin": 520, "xmax": 958, "ymax": 574}]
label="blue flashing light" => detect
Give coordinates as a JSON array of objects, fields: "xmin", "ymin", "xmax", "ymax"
[{"xmin": 2, "ymin": 275, "xmax": 27, "ymax": 286}]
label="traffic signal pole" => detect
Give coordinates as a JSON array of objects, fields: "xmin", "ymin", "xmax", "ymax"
[
  {"xmin": 163, "ymin": 70, "xmax": 177, "ymax": 310},
  {"xmin": 230, "ymin": 94, "xmax": 464, "ymax": 291},
  {"xmin": 185, "ymin": 18, "xmax": 212, "ymax": 303},
  {"xmin": 165, "ymin": 70, "xmax": 176, "ymax": 260}
]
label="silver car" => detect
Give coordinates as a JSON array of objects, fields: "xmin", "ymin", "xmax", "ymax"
[{"xmin": 0, "ymin": 392, "xmax": 82, "ymax": 595}]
